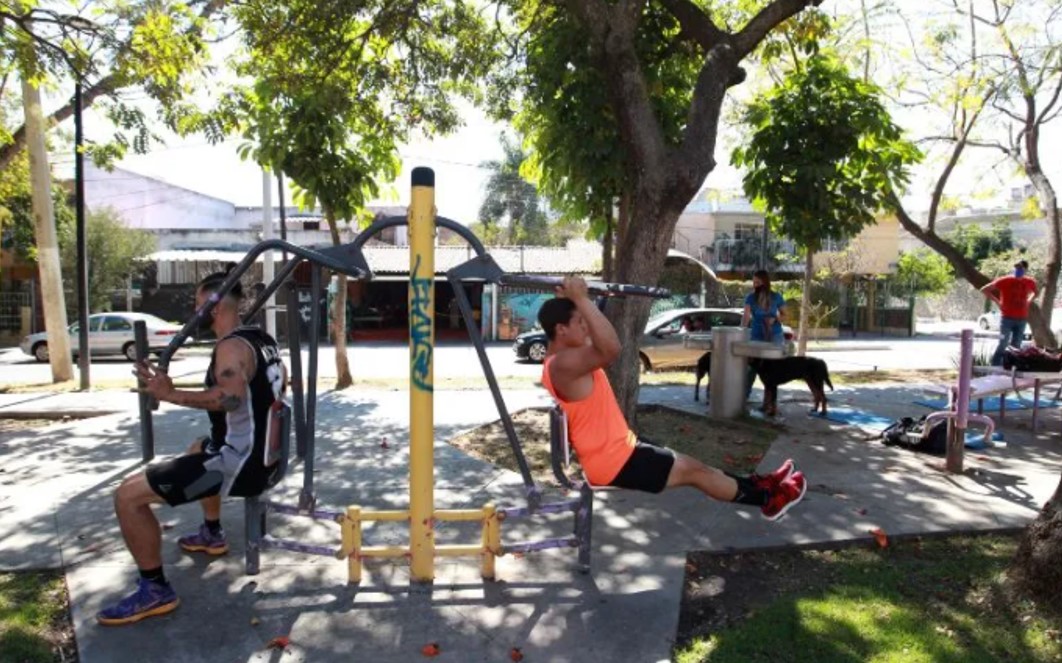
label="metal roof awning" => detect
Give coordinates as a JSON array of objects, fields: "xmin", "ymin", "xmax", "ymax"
[{"xmin": 666, "ymin": 248, "xmax": 719, "ymax": 282}]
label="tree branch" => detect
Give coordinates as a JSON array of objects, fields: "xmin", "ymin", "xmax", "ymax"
[
  {"xmin": 0, "ymin": 0, "xmax": 229, "ymax": 173},
  {"xmin": 732, "ymin": 0, "xmax": 823, "ymax": 60},
  {"xmin": 1037, "ymin": 70, "xmax": 1062, "ymax": 126},
  {"xmin": 657, "ymin": 0, "xmax": 726, "ymax": 50},
  {"xmin": 889, "ymin": 191, "xmax": 990, "ymax": 288}
]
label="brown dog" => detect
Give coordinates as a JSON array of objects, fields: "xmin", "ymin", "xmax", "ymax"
[{"xmin": 749, "ymin": 356, "xmax": 834, "ymax": 416}]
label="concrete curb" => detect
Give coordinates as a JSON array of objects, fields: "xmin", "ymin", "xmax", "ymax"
[{"xmin": 692, "ymin": 525, "xmax": 1029, "ymax": 558}]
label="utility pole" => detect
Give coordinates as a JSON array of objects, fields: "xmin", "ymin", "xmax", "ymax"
[
  {"xmin": 21, "ymin": 67, "xmax": 73, "ymax": 382},
  {"xmin": 75, "ymin": 79, "xmax": 91, "ymax": 390},
  {"xmin": 262, "ymin": 169, "xmax": 275, "ymax": 336},
  {"xmin": 760, "ymin": 220, "xmax": 769, "ymax": 270}
]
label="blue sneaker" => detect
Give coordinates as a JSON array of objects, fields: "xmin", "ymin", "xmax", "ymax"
[
  {"xmin": 178, "ymin": 524, "xmax": 228, "ymax": 556},
  {"xmin": 96, "ymin": 578, "xmax": 179, "ymax": 626}
]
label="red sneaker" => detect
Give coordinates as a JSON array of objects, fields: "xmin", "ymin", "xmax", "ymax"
[
  {"xmin": 761, "ymin": 471, "xmax": 807, "ymax": 521},
  {"xmin": 752, "ymin": 459, "xmax": 794, "ymax": 493}
]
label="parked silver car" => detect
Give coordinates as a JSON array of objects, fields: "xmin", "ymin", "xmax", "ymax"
[
  {"xmin": 640, "ymin": 308, "xmax": 795, "ymax": 371},
  {"xmin": 19, "ymin": 313, "xmax": 183, "ymax": 362}
]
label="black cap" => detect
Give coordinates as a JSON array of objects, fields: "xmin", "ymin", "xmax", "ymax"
[{"xmin": 411, "ymin": 167, "xmax": 435, "ymax": 187}]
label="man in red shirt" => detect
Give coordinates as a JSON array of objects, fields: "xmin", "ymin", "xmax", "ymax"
[{"xmin": 981, "ymin": 259, "xmax": 1038, "ymax": 366}]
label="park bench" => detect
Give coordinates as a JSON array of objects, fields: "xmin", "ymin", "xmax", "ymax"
[{"xmin": 923, "ymin": 368, "xmax": 1062, "ymax": 430}]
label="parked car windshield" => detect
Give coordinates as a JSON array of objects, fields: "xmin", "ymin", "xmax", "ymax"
[{"xmin": 645, "ymin": 312, "xmax": 681, "ymax": 333}]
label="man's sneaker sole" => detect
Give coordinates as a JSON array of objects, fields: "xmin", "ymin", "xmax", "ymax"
[
  {"xmin": 762, "ymin": 478, "xmax": 807, "ymax": 522},
  {"xmin": 179, "ymin": 541, "xmax": 229, "ymax": 556},
  {"xmin": 96, "ymin": 598, "xmax": 180, "ymax": 626}
]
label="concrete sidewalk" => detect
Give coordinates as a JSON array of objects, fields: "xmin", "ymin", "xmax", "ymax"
[{"xmin": 0, "ymin": 383, "xmax": 1059, "ymax": 662}]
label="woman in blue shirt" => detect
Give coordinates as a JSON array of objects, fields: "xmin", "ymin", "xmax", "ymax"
[
  {"xmin": 743, "ymin": 270, "xmax": 786, "ymax": 401},
  {"xmin": 743, "ymin": 270, "xmax": 786, "ymax": 344}
]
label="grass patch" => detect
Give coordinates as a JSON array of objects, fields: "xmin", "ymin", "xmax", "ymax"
[
  {"xmin": 0, "ymin": 571, "xmax": 76, "ymax": 663},
  {"xmin": 675, "ymin": 534, "xmax": 1062, "ymax": 663},
  {"xmin": 447, "ymin": 405, "xmax": 778, "ymax": 486}
]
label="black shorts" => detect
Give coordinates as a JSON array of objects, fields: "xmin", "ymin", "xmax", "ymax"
[
  {"xmin": 608, "ymin": 441, "xmax": 675, "ymax": 494},
  {"xmin": 145, "ymin": 438, "xmax": 268, "ymax": 507}
]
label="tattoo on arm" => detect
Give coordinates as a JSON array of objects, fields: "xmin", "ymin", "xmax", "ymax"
[{"xmin": 218, "ymin": 392, "xmax": 241, "ymax": 412}]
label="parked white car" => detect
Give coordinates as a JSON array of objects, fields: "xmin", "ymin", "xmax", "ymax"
[
  {"xmin": 977, "ymin": 306, "xmax": 1062, "ymax": 343},
  {"xmin": 19, "ymin": 313, "xmax": 183, "ymax": 363}
]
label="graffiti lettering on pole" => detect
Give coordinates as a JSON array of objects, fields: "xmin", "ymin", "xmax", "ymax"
[{"xmin": 410, "ymin": 255, "xmax": 433, "ymax": 392}]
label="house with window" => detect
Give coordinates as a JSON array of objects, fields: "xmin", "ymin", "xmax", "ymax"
[{"xmin": 673, "ymin": 188, "xmax": 909, "ymax": 336}]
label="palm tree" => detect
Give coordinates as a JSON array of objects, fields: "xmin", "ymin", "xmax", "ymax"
[{"xmin": 478, "ymin": 135, "xmax": 548, "ymax": 245}]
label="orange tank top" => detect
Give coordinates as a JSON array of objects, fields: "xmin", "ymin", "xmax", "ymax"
[{"xmin": 541, "ymin": 356, "xmax": 636, "ymax": 485}]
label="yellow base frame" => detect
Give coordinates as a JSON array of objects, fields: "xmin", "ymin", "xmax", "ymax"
[{"xmin": 337, "ymin": 504, "xmax": 502, "ymax": 584}]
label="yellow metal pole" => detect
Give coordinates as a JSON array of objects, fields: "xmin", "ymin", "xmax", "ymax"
[
  {"xmin": 345, "ymin": 506, "xmax": 362, "ymax": 584},
  {"xmin": 408, "ymin": 166, "xmax": 436, "ymax": 582},
  {"xmin": 481, "ymin": 504, "xmax": 496, "ymax": 580}
]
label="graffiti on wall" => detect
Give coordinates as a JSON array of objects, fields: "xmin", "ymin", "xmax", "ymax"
[{"xmin": 495, "ymin": 291, "xmax": 553, "ymax": 340}]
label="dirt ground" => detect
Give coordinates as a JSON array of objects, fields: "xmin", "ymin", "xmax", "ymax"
[{"xmin": 447, "ymin": 405, "xmax": 780, "ymax": 488}]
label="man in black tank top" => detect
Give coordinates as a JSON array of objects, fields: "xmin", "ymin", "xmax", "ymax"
[{"xmin": 97, "ymin": 267, "xmax": 287, "ymax": 626}]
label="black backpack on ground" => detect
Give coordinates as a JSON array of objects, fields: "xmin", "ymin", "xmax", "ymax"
[{"xmin": 880, "ymin": 415, "xmax": 947, "ymax": 455}]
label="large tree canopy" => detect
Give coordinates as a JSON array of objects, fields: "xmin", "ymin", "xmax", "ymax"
[
  {"xmin": 732, "ymin": 53, "xmax": 920, "ymax": 353},
  {"xmin": 0, "ymin": 0, "xmax": 227, "ymax": 169},
  {"xmin": 221, "ymin": 0, "xmax": 492, "ymax": 388},
  {"xmin": 492, "ymin": 0, "xmax": 825, "ymax": 420}
]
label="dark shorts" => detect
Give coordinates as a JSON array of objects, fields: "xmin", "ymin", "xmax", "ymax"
[
  {"xmin": 608, "ymin": 441, "xmax": 676, "ymax": 494},
  {"xmin": 145, "ymin": 438, "xmax": 268, "ymax": 507}
]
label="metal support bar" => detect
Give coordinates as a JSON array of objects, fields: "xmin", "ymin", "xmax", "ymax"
[
  {"xmin": 576, "ymin": 484, "xmax": 594, "ymax": 572},
  {"xmin": 261, "ymin": 535, "xmax": 340, "ymax": 558},
  {"xmin": 262, "ymin": 501, "xmax": 345, "ymax": 522},
  {"xmin": 498, "ymin": 274, "xmax": 670, "ymax": 299},
  {"xmin": 354, "ymin": 215, "xmax": 488, "ymax": 257},
  {"xmin": 245, "ymin": 495, "xmax": 265, "ymax": 575},
  {"xmin": 504, "ymin": 537, "xmax": 580, "ymax": 555},
  {"xmin": 353, "ymin": 509, "xmax": 410, "ymax": 522},
  {"xmin": 447, "ymin": 271, "xmax": 540, "ymax": 506},
  {"xmin": 133, "ymin": 320, "xmax": 154, "ymax": 462},
  {"xmin": 299, "ymin": 266, "xmax": 321, "ymax": 511},
  {"xmin": 156, "ymin": 239, "xmax": 366, "ymax": 370},
  {"xmin": 285, "ymin": 283, "xmax": 308, "ymax": 459},
  {"xmin": 498, "ymin": 499, "xmax": 582, "ymax": 520},
  {"xmin": 244, "ymin": 258, "xmax": 302, "ymax": 321}
]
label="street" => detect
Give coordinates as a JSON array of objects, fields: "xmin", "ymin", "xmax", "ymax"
[
  {"xmin": 0, "ymin": 342, "xmax": 544, "ymax": 386},
  {"xmin": 0, "ymin": 329, "xmax": 1011, "ymax": 387}
]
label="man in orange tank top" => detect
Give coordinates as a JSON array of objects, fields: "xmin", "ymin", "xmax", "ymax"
[
  {"xmin": 981, "ymin": 260, "xmax": 1038, "ymax": 366},
  {"xmin": 539, "ymin": 276, "xmax": 806, "ymax": 520}
]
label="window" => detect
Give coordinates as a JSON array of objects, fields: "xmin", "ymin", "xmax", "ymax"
[
  {"xmin": 733, "ymin": 223, "xmax": 762, "ymax": 241},
  {"xmin": 102, "ymin": 316, "xmax": 132, "ymax": 332},
  {"xmin": 706, "ymin": 312, "xmax": 742, "ymax": 328}
]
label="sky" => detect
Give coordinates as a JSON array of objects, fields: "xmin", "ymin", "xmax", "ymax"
[
  {"xmin": 62, "ymin": 0, "xmax": 1062, "ymax": 226},
  {"xmin": 79, "ymin": 101, "xmax": 514, "ymax": 223}
]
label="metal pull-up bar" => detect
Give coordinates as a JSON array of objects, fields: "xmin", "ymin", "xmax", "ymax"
[
  {"xmin": 498, "ymin": 274, "xmax": 671, "ymax": 299},
  {"xmin": 156, "ymin": 239, "xmax": 367, "ymax": 371}
]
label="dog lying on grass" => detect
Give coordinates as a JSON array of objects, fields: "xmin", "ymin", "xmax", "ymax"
[{"xmin": 749, "ymin": 356, "xmax": 834, "ymax": 417}]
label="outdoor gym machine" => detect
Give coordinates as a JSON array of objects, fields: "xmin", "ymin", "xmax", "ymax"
[{"xmin": 134, "ymin": 166, "xmax": 669, "ymax": 582}]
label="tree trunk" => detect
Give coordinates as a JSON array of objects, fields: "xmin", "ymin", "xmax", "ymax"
[
  {"xmin": 1012, "ymin": 474, "xmax": 1062, "ymax": 609},
  {"xmin": 602, "ymin": 208, "xmax": 614, "ymax": 282},
  {"xmin": 797, "ymin": 247, "xmax": 814, "ymax": 356},
  {"xmin": 605, "ymin": 193, "xmax": 684, "ymax": 426},
  {"xmin": 21, "ymin": 72, "xmax": 72, "ymax": 382},
  {"xmin": 325, "ymin": 208, "xmax": 353, "ymax": 389},
  {"xmin": 1022, "ymin": 164, "xmax": 1061, "ymax": 348}
]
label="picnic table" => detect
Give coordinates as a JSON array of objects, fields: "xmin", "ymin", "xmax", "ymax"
[{"xmin": 923, "ymin": 366, "xmax": 1062, "ymax": 430}]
